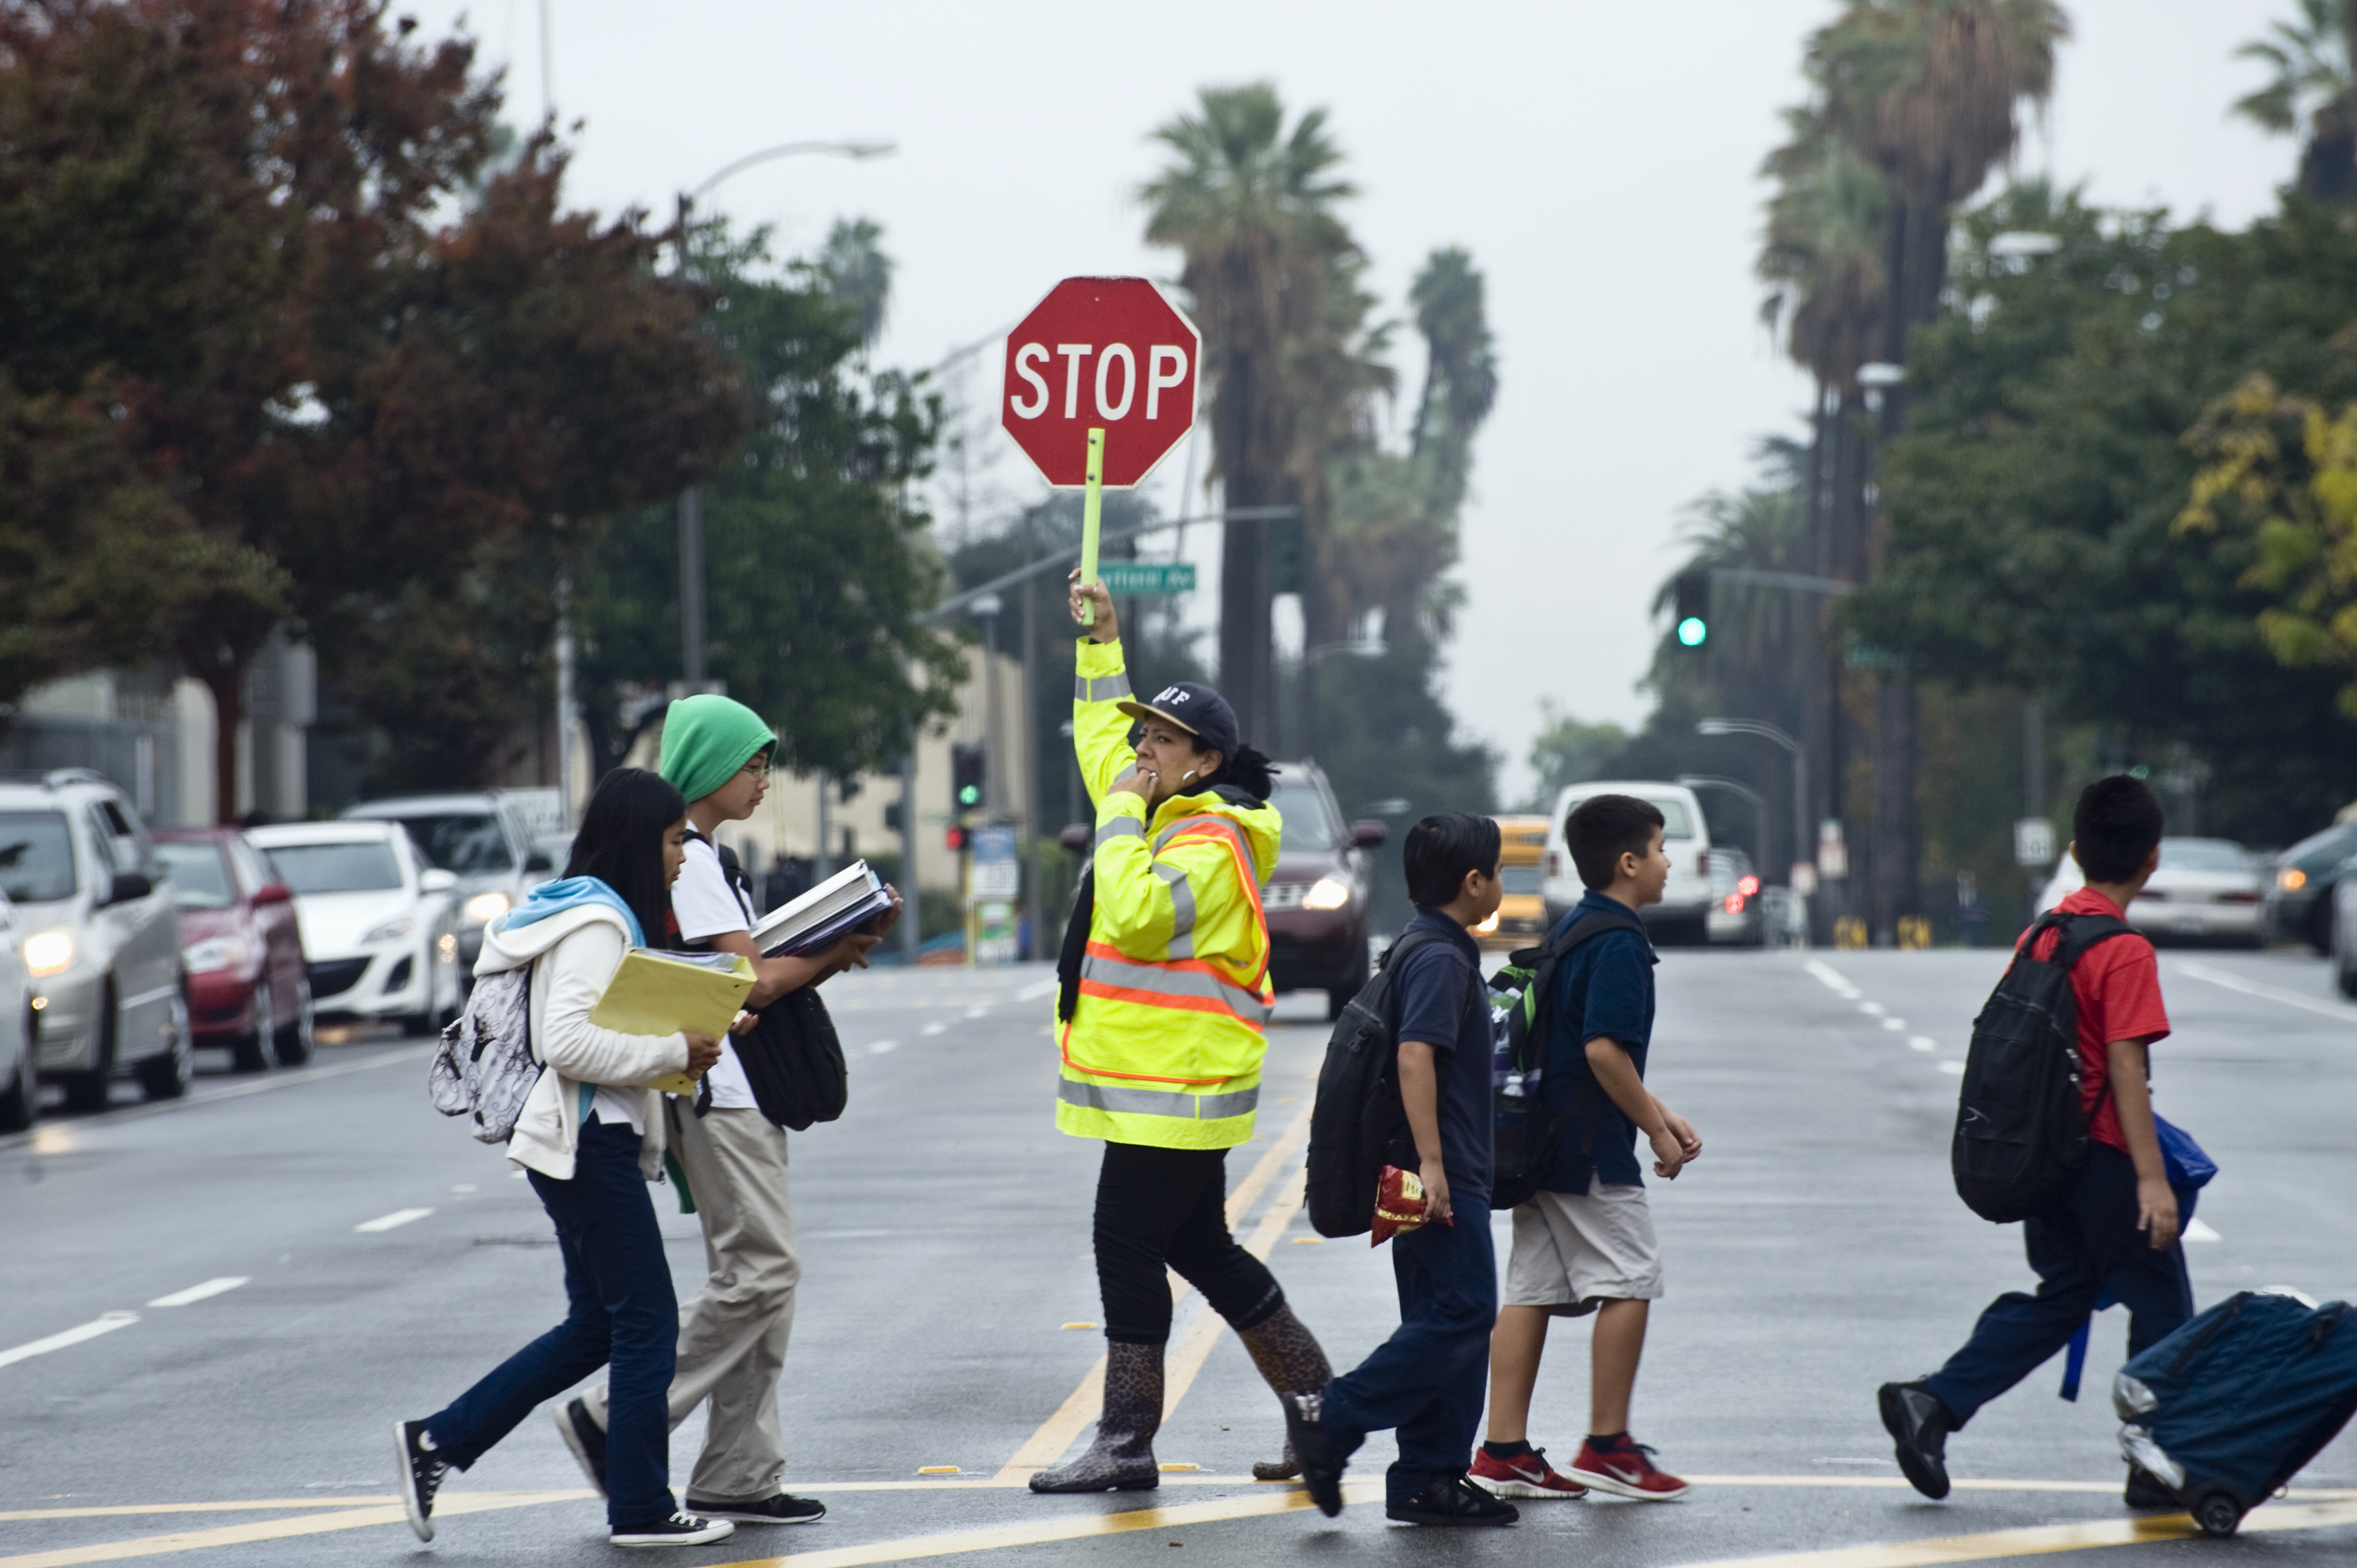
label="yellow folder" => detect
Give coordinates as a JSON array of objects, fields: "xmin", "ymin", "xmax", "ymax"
[{"xmin": 588, "ymin": 949, "xmax": 755, "ymax": 1097}]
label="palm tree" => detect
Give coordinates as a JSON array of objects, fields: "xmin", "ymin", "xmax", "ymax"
[
  {"xmin": 1141, "ymin": 84, "xmax": 1354, "ymax": 741},
  {"xmin": 814, "ymin": 218, "xmax": 892, "ymax": 346},
  {"xmin": 1406, "ymin": 246, "xmax": 1497, "ymax": 532},
  {"xmin": 2232, "ymin": 0, "xmax": 2357, "ymax": 201}
]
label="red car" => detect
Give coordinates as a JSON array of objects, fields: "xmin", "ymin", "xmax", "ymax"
[{"xmin": 152, "ymin": 828, "xmax": 313, "ymax": 1073}]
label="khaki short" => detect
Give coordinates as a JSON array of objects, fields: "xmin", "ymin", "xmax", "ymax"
[{"xmin": 1502, "ymin": 1184, "xmax": 1663, "ymax": 1316}]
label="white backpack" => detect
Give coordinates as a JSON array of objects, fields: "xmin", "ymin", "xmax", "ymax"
[{"xmin": 428, "ymin": 963, "xmax": 540, "ymax": 1143}]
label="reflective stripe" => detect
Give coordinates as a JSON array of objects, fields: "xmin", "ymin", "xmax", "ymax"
[
  {"xmin": 1058, "ymin": 1077, "xmax": 1259, "ymax": 1121},
  {"xmin": 1079, "ymin": 949, "xmax": 1271, "ymax": 1027},
  {"xmin": 1094, "ymin": 817, "xmax": 1145, "ymax": 848},
  {"xmin": 1153, "ymin": 862, "xmax": 1197, "ymax": 959},
  {"xmin": 1157, "ymin": 815, "xmax": 1263, "ymax": 888},
  {"xmin": 1075, "ymin": 672, "xmax": 1135, "ymax": 703}
]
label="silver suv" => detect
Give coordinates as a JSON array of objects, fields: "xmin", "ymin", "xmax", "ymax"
[{"xmin": 0, "ymin": 769, "xmax": 191, "ymax": 1108}]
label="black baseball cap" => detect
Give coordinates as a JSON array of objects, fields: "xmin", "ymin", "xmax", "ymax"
[{"xmin": 1118, "ymin": 680, "xmax": 1240, "ymax": 760}]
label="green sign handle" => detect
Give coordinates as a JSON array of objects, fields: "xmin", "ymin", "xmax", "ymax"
[{"xmin": 1077, "ymin": 427, "xmax": 1105, "ymax": 626}]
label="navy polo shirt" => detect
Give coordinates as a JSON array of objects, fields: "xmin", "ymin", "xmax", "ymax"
[
  {"xmin": 1539, "ymin": 891, "xmax": 1658, "ymax": 1194},
  {"xmin": 1391, "ymin": 907, "xmax": 1494, "ymax": 1202}
]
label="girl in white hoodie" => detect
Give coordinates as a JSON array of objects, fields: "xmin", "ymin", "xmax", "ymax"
[{"xmin": 395, "ymin": 769, "xmax": 731, "ymax": 1550}]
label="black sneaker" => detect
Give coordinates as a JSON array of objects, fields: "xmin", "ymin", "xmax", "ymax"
[
  {"xmin": 2124, "ymin": 1466, "xmax": 2177, "ymax": 1511},
  {"xmin": 684, "ymin": 1492, "xmax": 826, "ymax": 1525},
  {"xmin": 393, "ymin": 1419, "xmax": 450, "ymax": 1542},
  {"xmin": 1284, "ymin": 1390, "xmax": 1347, "ymax": 1518},
  {"xmin": 1878, "ymin": 1381, "xmax": 1953, "ymax": 1501},
  {"xmin": 553, "ymin": 1397, "xmax": 607, "ymax": 1497},
  {"xmin": 610, "ymin": 1512, "xmax": 735, "ymax": 1548},
  {"xmin": 1387, "ymin": 1474, "xmax": 1521, "ymax": 1526}
]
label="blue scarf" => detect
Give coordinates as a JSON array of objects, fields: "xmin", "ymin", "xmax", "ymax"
[{"xmin": 495, "ymin": 876, "xmax": 647, "ymax": 949}]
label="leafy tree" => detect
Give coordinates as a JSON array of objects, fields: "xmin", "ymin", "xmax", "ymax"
[
  {"xmin": 1142, "ymin": 84, "xmax": 1354, "ymax": 740},
  {"xmin": 1527, "ymin": 708, "xmax": 1629, "ymax": 808},
  {"xmin": 571, "ymin": 222, "xmax": 963, "ymax": 782},
  {"xmin": 815, "ymin": 218, "xmax": 893, "ymax": 346}
]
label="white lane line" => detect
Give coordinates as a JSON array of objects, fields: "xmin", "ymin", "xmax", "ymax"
[
  {"xmin": 1016, "ymin": 977, "xmax": 1059, "ymax": 1001},
  {"xmin": 1859, "ymin": 1001, "xmax": 1887, "ymax": 1017},
  {"xmin": 2175, "ymin": 961, "xmax": 2357, "ymax": 1026},
  {"xmin": 0, "ymin": 1311, "xmax": 137, "ymax": 1369},
  {"xmin": 1805, "ymin": 960, "xmax": 1860, "ymax": 998},
  {"xmin": 868, "ymin": 1039, "xmax": 900, "ymax": 1056},
  {"xmin": 921, "ymin": 1020, "xmax": 948, "ymax": 1037},
  {"xmin": 1909, "ymin": 1036, "xmax": 1938, "ymax": 1053},
  {"xmin": 2185, "ymin": 1217, "xmax": 2223, "ymax": 1243},
  {"xmin": 1937, "ymin": 1061, "xmax": 1966, "ymax": 1075},
  {"xmin": 1882, "ymin": 1017, "xmax": 1907, "ymax": 1031},
  {"xmin": 354, "ymin": 1207, "xmax": 434, "ymax": 1233},
  {"xmin": 965, "ymin": 1006, "xmax": 992, "ymax": 1019},
  {"xmin": 146, "ymin": 1277, "xmax": 247, "ymax": 1308}
]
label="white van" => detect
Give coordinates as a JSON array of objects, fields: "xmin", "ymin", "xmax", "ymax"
[{"xmin": 1542, "ymin": 780, "xmax": 1715, "ymax": 943}]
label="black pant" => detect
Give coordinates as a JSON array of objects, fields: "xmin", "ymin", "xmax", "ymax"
[
  {"xmin": 1094, "ymin": 1141, "xmax": 1284, "ymax": 1343},
  {"xmin": 1925, "ymin": 1142, "xmax": 2194, "ymax": 1427},
  {"xmin": 426, "ymin": 1118, "xmax": 679, "ymax": 1526}
]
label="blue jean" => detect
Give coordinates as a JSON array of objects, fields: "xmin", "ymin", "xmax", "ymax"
[
  {"xmin": 1925, "ymin": 1143, "xmax": 2194, "ymax": 1427},
  {"xmin": 1320, "ymin": 1202, "xmax": 1498, "ymax": 1505},
  {"xmin": 424, "ymin": 1117, "xmax": 679, "ymax": 1526}
]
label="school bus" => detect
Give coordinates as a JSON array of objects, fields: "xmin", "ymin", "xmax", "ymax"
[{"xmin": 1476, "ymin": 815, "xmax": 1552, "ymax": 949}]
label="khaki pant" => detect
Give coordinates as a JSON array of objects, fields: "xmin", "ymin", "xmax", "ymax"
[{"xmin": 588, "ymin": 1103, "xmax": 799, "ymax": 1504}]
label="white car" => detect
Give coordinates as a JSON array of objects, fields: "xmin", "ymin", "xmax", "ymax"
[
  {"xmin": 0, "ymin": 888, "xmax": 34, "ymax": 1129},
  {"xmin": 1543, "ymin": 780, "xmax": 1715, "ymax": 943},
  {"xmin": 246, "ymin": 822, "xmax": 463, "ymax": 1035},
  {"xmin": 2036, "ymin": 837, "xmax": 2263, "ymax": 946}
]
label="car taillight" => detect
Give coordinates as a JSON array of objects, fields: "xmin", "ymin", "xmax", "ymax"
[
  {"xmin": 1548, "ymin": 851, "xmax": 1560, "ymax": 877},
  {"xmin": 1723, "ymin": 893, "xmax": 1745, "ymax": 914},
  {"xmin": 1737, "ymin": 874, "xmax": 1760, "ymax": 897},
  {"xmin": 1696, "ymin": 849, "xmax": 1709, "ymax": 874}
]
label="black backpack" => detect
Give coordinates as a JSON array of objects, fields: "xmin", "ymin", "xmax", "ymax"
[
  {"xmin": 1486, "ymin": 904, "xmax": 1649, "ymax": 1211},
  {"xmin": 684, "ymin": 833, "xmax": 849, "ymax": 1133},
  {"xmin": 1303, "ymin": 928, "xmax": 1454, "ymax": 1239},
  {"xmin": 1952, "ymin": 909, "xmax": 2135, "ymax": 1222}
]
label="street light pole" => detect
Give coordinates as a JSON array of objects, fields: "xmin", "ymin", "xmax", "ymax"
[
  {"xmin": 672, "ymin": 140, "xmax": 897, "ymax": 690},
  {"xmin": 1696, "ymin": 717, "xmax": 1809, "ymax": 892}
]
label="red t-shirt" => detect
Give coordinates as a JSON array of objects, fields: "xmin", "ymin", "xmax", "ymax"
[{"xmin": 2015, "ymin": 887, "xmax": 2171, "ymax": 1152}]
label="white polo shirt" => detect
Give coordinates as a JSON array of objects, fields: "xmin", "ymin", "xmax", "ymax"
[{"xmin": 671, "ymin": 837, "xmax": 759, "ymax": 1110}]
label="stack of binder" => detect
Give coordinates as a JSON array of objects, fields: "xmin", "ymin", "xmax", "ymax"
[
  {"xmin": 588, "ymin": 948, "xmax": 757, "ymax": 1097},
  {"xmin": 751, "ymin": 860, "xmax": 893, "ymax": 957}
]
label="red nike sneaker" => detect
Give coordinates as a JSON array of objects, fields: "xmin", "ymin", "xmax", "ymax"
[
  {"xmin": 1565, "ymin": 1437, "xmax": 1689, "ymax": 1500},
  {"xmin": 1469, "ymin": 1447, "xmax": 1589, "ymax": 1500}
]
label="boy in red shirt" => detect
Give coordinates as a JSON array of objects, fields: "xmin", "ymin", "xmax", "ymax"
[{"xmin": 1880, "ymin": 776, "xmax": 2191, "ymax": 1506}]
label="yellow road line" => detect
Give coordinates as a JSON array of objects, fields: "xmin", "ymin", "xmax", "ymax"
[
  {"xmin": 0, "ymin": 1500, "xmax": 395, "ymax": 1522},
  {"xmin": 0, "ymin": 1490, "xmax": 588, "ymax": 1568},
  {"xmin": 1159, "ymin": 1163, "xmax": 1307, "ymax": 1422},
  {"xmin": 989, "ymin": 1103, "xmax": 1313, "ymax": 1484},
  {"xmin": 1671, "ymin": 1499, "xmax": 2357, "ymax": 1568},
  {"xmin": 711, "ymin": 1478, "xmax": 1385, "ymax": 1568}
]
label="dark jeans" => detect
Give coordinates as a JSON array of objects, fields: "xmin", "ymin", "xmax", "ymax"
[
  {"xmin": 1925, "ymin": 1142, "xmax": 2194, "ymax": 1427},
  {"xmin": 425, "ymin": 1118, "xmax": 679, "ymax": 1526},
  {"xmin": 1320, "ymin": 1202, "xmax": 1497, "ymax": 1505},
  {"xmin": 1094, "ymin": 1141, "xmax": 1284, "ymax": 1343}
]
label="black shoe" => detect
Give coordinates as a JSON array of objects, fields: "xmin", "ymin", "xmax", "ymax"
[
  {"xmin": 1878, "ymin": 1381, "xmax": 1953, "ymax": 1500},
  {"xmin": 1387, "ymin": 1475, "xmax": 1520, "ymax": 1526},
  {"xmin": 1284, "ymin": 1390, "xmax": 1347, "ymax": 1518},
  {"xmin": 2124, "ymin": 1466, "xmax": 2176, "ymax": 1511},
  {"xmin": 393, "ymin": 1419, "xmax": 451, "ymax": 1543},
  {"xmin": 684, "ymin": 1493, "xmax": 826, "ymax": 1525},
  {"xmin": 553, "ymin": 1397, "xmax": 607, "ymax": 1497},
  {"xmin": 610, "ymin": 1512, "xmax": 735, "ymax": 1548}
]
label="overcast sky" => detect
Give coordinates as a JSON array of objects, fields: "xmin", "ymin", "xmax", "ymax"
[{"xmin": 423, "ymin": 0, "xmax": 2298, "ymax": 803}]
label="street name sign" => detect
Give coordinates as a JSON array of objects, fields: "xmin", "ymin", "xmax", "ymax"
[
  {"xmin": 1097, "ymin": 561, "xmax": 1196, "ymax": 595},
  {"xmin": 2014, "ymin": 817, "xmax": 2055, "ymax": 867}
]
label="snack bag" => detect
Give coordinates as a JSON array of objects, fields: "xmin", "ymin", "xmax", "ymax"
[{"xmin": 1372, "ymin": 1164, "xmax": 1435, "ymax": 1246}]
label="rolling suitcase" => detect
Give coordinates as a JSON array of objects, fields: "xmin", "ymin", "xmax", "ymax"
[{"xmin": 2113, "ymin": 1288, "xmax": 2357, "ymax": 1537}]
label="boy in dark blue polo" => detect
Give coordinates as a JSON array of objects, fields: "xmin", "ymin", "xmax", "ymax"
[
  {"xmin": 1288, "ymin": 814, "xmax": 1518, "ymax": 1526},
  {"xmin": 1475, "ymin": 793, "xmax": 1703, "ymax": 1504}
]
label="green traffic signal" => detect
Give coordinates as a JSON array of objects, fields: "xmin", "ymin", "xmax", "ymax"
[
  {"xmin": 957, "ymin": 784, "xmax": 981, "ymax": 807},
  {"xmin": 1677, "ymin": 615, "xmax": 1707, "ymax": 647}
]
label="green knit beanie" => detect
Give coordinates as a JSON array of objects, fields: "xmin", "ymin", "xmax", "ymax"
[{"xmin": 658, "ymin": 694, "xmax": 775, "ymax": 804}]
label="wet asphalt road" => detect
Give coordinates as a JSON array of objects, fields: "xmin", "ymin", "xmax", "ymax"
[{"xmin": 2, "ymin": 946, "xmax": 2353, "ymax": 1568}]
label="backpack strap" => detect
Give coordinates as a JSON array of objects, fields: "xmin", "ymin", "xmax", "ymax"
[{"xmin": 1521, "ymin": 905, "xmax": 1651, "ymax": 1162}]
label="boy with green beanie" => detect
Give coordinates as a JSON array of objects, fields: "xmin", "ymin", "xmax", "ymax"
[{"xmin": 563, "ymin": 694, "xmax": 896, "ymax": 1527}]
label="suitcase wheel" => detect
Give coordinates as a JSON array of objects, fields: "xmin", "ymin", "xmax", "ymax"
[{"xmin": 2188, "ymin": 1489, "xmax": 2242, "ymax": 1538}]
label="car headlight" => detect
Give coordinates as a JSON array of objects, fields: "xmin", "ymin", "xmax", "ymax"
[
  {"xmin": 463, "ymin": 891, "xmax": 511, "ymax": 925},
  {"xmin": 24, "ymin": 929, "xmax": 74, "ymax": 978},
  {"xmin": 2278, "ymin": 866, "xmax": 2308, "ymax": 892},
  {"xmin": 1302, "ymin": 876, "xmax": 1352, "ymax": 911},
  {"xmin": 362, "ymin": 915, "xmax": 417, "ymax": 945},
  {"xmin": 1475, "ymin": 910, "xmax": 1500, "ymax": 933},
  {"xmin": 182, "ymin": 935, "xmax": 253, "ymax": 974}
]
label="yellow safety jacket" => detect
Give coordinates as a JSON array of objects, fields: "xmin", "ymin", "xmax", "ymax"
[{"xmin": 1055, "ymin": 639, "xmax": 1281, "ymax": 1151}]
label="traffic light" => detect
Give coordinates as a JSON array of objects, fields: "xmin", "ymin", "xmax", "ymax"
[
  {"xmin": 951, "ymin": 740, "xmax": 986, "ymax": 811},
  {"xmin": 1268, "ymin": 514, "xmax": 1307, "ymax": 595},
  {"xmin": 884, "ymin": 800, "xmax": 904, "ymax": 833},
  {"xmin": 945, "ymin": 825, "xmax": 968, "ymax": 852},
  {"xmin": 1673, "ymin": 573, "xmax": 1709, "ymax": 649}
]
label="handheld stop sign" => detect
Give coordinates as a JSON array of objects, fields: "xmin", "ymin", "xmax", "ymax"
[{"xmin": 1001, "ymin": 277, "xmax": 1200, "ymax": 623}]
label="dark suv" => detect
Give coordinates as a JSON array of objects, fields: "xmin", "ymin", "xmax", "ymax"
[{"xmin": 1262, "ymin": 761, "xmax": 1386, "ymax": 1018}]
